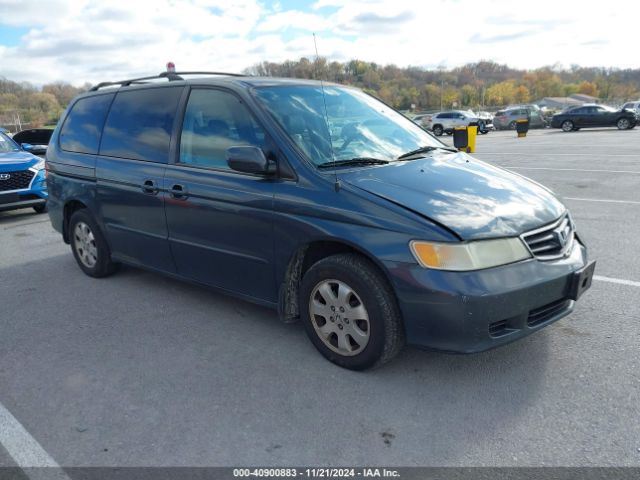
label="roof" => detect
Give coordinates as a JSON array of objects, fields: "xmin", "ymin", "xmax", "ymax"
[{"xmin": 88, "ymin": 71, "xmax": 333, "ymax": 93}]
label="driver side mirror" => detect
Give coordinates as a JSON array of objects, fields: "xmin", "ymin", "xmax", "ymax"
[
  {"xmin": 226, "ymin": 146, "xmax": 275, "ymax": 175},
  {"xmin": 21, "ymin": 143, "xmax": 33, "ymax": 152}
]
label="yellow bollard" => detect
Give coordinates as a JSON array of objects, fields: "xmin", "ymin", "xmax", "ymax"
[
  {"xmin": 516, "ymin": 119, "xmax": 530, "ymax": 138},
  {"xmin": 466, "ymin": 125, "xmax": 477, "ymax": 153}
]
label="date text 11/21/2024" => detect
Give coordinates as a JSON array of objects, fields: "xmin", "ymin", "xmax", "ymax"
[{"xmin": 232, "ymin": 468, "xmax": 401, "ymax": 477}]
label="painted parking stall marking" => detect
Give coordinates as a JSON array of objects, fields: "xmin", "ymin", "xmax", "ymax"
[
  {"xmin": 503, "ymin": 167, "xmax": 640, "ymax": 175},
  {"xmin": 0, "ymin": 401, "xmax": 71, "ymax": 479},
  {"xmin": 594, "ymin": 275, "xmax": 640, "ymax": 288},
  {"xmin": 563, "ymin": 197, "xmax": 640, "ymax": 205}
]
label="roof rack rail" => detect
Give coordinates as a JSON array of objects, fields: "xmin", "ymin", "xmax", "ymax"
[
  {"xmin": 159, "ymin": 71, "xmax": 247, "ymax": 78},
  {"xmin": 89, "ymin": 71, "xmax": 248, "ymax": 91}
]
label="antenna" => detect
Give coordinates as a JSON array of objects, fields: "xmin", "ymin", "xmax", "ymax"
[{"xmin": 313, "ymin": 33, "xmax": 340, "ymax": 192}]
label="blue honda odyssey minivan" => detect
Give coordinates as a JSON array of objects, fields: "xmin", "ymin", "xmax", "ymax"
[{"xmin": 46, "ymin": 71, "xmax": 595, "ymax": 370}]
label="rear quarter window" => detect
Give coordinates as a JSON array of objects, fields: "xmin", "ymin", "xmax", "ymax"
[
  {"xmin": 60, "ymin": 93, "xmax": 115, "ymax": 154},
  {"xmin": 99, "ymin": 86, "xmax": 183, "ymax": 163}
]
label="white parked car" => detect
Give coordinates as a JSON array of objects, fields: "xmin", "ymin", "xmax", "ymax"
[
  {"xmin": 423, "ymin": 110, "xmax": 492, "ymax": 136},
  {"xmin": 622, "ymin": 101, "xmax": 640, "ymax": 115},
  {"xmin": 411, "ymin": 113, "xmax": 432, "ymax": 125}
]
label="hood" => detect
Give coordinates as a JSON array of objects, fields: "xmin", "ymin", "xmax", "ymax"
[
  {"xmin": 0, "ymin": 151, "xmax": 40, "ymax": 170},
  {"xmin": 12, "ymin": 129, "xmax": 53, "ymax": 146},
  {"xmin": 340, "ymin": 152, "xmax": 566, "ymax": 240}
]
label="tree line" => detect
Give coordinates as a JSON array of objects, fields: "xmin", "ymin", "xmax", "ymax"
[
  {"xmin": 244, "ymin": 59, "xmax": 640, "ymax": 111},
  {"xmin": 2, "ymin": 59, "xmax": 639, "ymax": 130},
  {"xmin": 0, "ymin": 78, "xmax": 90, "ymax": 129}
]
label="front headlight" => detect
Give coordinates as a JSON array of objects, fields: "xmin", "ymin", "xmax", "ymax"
[{"xmin": 410, "ymin": 238, "xmax": 531, "ymax": 271}]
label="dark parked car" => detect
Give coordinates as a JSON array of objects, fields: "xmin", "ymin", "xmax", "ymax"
[
  {"xmin": 12, "ymin": 128, "xmax": 53, "ymax": 157},
  {"xmin": 551, "ymin": 104, "xmax": 637, "ymax": 132},
  {"xmin": 46, "ymin": 71, "xmax": 595, "ymax": 370}
]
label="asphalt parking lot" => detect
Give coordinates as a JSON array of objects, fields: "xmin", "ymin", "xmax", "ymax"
[{"xmin": 1, "ymin": 127, "xmax": 639, "ymax": 471}]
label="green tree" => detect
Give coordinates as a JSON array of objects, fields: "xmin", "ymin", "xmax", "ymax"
[
  {"xmin": 485, "ymin": 81, "xmax": 516, "ymax": 106},
  {"xmin": 577, "ymin": 81, "xmax": 599, "ymax": 97},
  {"xmin": 460, "ymin": 84, "xmax": 478, "ymax": 107},
  {"xmin": 439, "ymin": 87, "xmax": 458, "ymax": 109},
  {"xmin": 514, "ymin": 85, "xmax": 530, "ymax": 103}
]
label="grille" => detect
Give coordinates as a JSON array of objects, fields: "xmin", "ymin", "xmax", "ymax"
[
  {"xmin": 522, "ymin": 214, "xmax": 574, "ymax": 260},
  {"xmin": 0, "ymin": 170, "xmax": 35, "ymax": 192},
  {"xmin": 527, "ymin": 299, "xmax": 570, "ymax": 327}
]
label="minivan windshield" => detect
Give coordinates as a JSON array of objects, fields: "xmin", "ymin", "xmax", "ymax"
[{"xmin": 253, "ymin": 85, "xmax": 444, "ymax": 167}]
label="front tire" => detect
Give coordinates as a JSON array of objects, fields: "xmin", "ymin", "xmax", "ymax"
[
  {"xmin": 69, "ymin": 209, "xmax": 117, "ymax": 278},
  {"xmin": 561, "ymin": 120, "xmax": 574, "ymax": 132},
  {"xmin": 300, "ymin": 254, "xmax": 404, "ymax": 370},
  {"xmin": 432, "ymin": 125, "xmax": 443, "ymax": 136}
]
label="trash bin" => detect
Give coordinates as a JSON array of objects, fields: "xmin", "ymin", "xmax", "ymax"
[
  {"xmin": 453, "ymin": 126, "xmax": 477, "ymax": 153},
  {"xmin": 516, "ymin": 119, "xmax": 530, "ymax": 138}
]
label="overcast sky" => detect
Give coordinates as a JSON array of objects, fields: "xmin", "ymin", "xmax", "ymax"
[{"xmin": 0, "ymin": 0, "xmax": 638, "ymax": 86}]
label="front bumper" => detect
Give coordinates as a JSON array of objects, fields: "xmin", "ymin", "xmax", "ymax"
[
  {"xmin": 0, "ymin": 169, "xmax": 47, "ymax": 212},
  {"xmin": 385, "ymin": 238, "xmax": 592, "ymax": 353}
]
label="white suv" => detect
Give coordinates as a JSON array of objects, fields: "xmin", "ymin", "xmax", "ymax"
[
  {"xmin": 423, "ymin": 110, "xmax": 491, "ymax": 136},
  {"xmin": 622, "ymin": 101, "xmax": 640, "ymax": 115}
]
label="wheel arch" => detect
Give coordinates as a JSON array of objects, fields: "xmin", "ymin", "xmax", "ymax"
[
  {"xmin": 278, "ymin": 238, "xmax": 398, "ymax": 324},
  {"xmin": 62, "ymin": 199, "xmax": 89, "ymax": 243}
]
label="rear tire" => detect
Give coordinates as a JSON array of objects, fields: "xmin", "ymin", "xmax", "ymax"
[
  {"xmin": 299, "ymin": 254, "xmax": 405, "ymax": 370},
  {"xmin": 69, "ymin": 209, "xmax": 117, "ymax": 278},
  {"xmin": 617, "ymin": 117, "xmax": 631, "ymax": 130}
]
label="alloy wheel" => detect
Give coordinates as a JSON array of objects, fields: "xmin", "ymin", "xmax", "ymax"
[
  {"xmin": 74, "ymin": 221, "xmax": 98, "ymax": 268},
  {"xmin": 309, "ymin": 279, "xmax": 370, "ymax": 356}
]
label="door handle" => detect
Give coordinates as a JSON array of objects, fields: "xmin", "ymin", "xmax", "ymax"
[
  {"xmin": 142, "ymin": 179, "xmax": 159, "ymax": 195},
  {"xmin": 169, "ymin": 184, "xmax": 188, "ymax": 200}
]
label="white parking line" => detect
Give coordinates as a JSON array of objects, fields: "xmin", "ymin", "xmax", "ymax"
[
  {"xmin": 504, "ymin": 167, "xmax": 640, "ymax": 174},
  {"xmin": 594, "ymin": 275, "xmax": 640, "ymax": 288},
  {"xmin": 0, "ymin": 402, "xmax": 71, "ymax": 479},
  {"xmin": 474, "ymin": 152, "xmax": 640, "ymax": 157},
  {"xmin": 563, "ymin": 197, "xmax": 640, "ymax": 205}
]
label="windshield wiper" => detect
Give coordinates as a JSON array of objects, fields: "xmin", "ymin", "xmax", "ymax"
[
  {"xmin": 317, "ymin": 157, "xmax": 390, "ymax": 169},
  {"xmin": 397, "ymin": 146, "xmax": 457, "ymax": 160}
]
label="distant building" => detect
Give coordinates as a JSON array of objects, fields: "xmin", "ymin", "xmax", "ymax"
[{"xmin": 569, "ymin": 93, "xmax": 600, "ymax": 103}]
